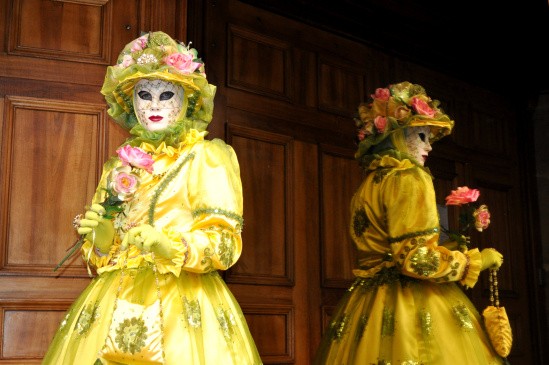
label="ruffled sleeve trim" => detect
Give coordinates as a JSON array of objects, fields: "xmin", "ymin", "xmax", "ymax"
[{"xmin": 460, "ymin": 248, "xmax": 482, "ymax": 288}]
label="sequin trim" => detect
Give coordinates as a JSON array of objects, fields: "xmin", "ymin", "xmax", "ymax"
[
  {"xmin": 148, "ymin": 152, "xmax": 195, "ymax": 225},
  {"xmin": 388, "ymin": 227, "xmax": 439, "ymax": 244},
  {"xmin": 192, "ymin": 207, "xmax": 244, "ymax": 227},
  {"xmin": 350, "ymin": 266, "xmax": 418, "ymax": 291}
]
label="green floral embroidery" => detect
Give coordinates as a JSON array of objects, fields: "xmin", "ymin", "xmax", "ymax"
[
  {"xmin": 192, "ymin": 207, "xmax": 244, "ymax": 228},
  {"xmin": 410, "ymin": 245, "xmax": 440, "ymax": 277},
  {"xmin": 355, "ymin": 314, "xmax": 369, "ymax": 341},
  {"xmin": 182, "ymin": 296, "xmax": 202, "ymax": 328},
  {"xmin": 76, "ymin": 302, "xmax": 100, "ymax": 335},
  {"xmin": 351, "ymin": 266, "xmax": 417, "ymax": 292},
  {"xmin": 201, "ymin": 247, "xmax": 214, "ymax": 272},
  {"xmin": 419, "ymin": 308, "xmax": 433, "ymax": 338},
  {"xmin": 115, "ymin": 317, "xmax": 148, "ymax": 354},
  {"xmin": 218, "ymin": 230, "xmax": 236, "ymax": 268},
  {"xmin": 216, "ymin": 306, "xmax": 236, "ymax": 342},
  {"xmin": 328, "ymin": 313, "xmax": 349, "ymax": 341},
  {"xmin": 381, "ymin": 307, "xmax": 395, "ymax": 337},
  {"xmin": 353, "ymin": 207, "xmax": 370, "ymax": 237},
  {"xmin": 452, "ymin": 303, "xmax": 473, "ymax": 330}
]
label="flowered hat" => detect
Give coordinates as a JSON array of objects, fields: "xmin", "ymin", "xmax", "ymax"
[
  {"xmin": 101, "ymin": 31, "xmax": 216, "ymax": 133},
  {"xmin": 354, "ymin": 81, "xmax": 454, "ymax": 165}
]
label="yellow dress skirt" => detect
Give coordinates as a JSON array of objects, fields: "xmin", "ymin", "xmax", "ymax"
[
  {"xmin": 313, "ymin": 270, "xmax": 504, "ymax": 365},
  {"xmin": 43, "ymin": 265, "xmax": 262, "ymax": 365}
]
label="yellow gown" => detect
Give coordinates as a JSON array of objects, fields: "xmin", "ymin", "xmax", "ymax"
[
  {"xmin": 314, "ymin": 155, "xmax": 504, "ymax": 365},
  {"xmin": 43, "ymin": 130, "xmax": 262, "ymax": 365}
]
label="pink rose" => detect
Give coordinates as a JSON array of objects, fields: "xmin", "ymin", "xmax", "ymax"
[
  {"xmin": 164, "ymin": 53, "xmax": 201, "ymax": 74},
  {"xmin": 371, "ymin": 88, "xmax": 390, "ymax": 101},
  {"xmin": 374, "ymin": 116, "xmax": 387, "ymax": 133},
  {"xmin": 131, "ymin": 35, "xmax": 148, "ymax": 52},
  {"xmin": 473, "ymin": 204, "xmax": 491, "ymax": 232},
  {"xmin": 445, "ymin": 186, "xmax": 480, "ymax": 206},
  {"xmin": 119, "ymin": 54, "xmax": 135, "ymax": 68},
  {"xmin": 411, "ymin": 97, "xmax": 436, "ymax": 117},
  {"xmin": 116, "ymin": 145, "xmax": 154, "ymax": 173},
  {"xmin": 109, "ymin": 166, "xmax": 139, "ymax": 201}
]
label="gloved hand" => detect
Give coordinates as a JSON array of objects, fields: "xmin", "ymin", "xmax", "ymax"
[
  {"xmin": 480, "ymin": 248, "xmax": 503, "ymax": 271},
  {"xmin": 121, "ymin": 224, "xmax": 175, "ymax": 259},
  {"xmin": 77, "ymin": 204, "xmax": 115, "ymax": 253}
]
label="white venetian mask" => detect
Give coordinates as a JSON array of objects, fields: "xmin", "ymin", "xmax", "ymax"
[
  {"xmin": 133, "ymin": 79, "xmax": 185, "ymax": 132},
  {"xmin": 405, "ymin": 126, "xmax": 432, "ymax": 166}
]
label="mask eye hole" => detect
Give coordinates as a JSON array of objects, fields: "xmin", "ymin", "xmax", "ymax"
[
  {"xmin": 418, "ymin": 132, "xmax": 427, "ymax": 142},
  {"xmin": 137, "ymin": 91, "xmax": 152, "ymax": 101},
  {"xmin": 160, "ymin": 91, "xmax": 175, "ymax": 101}
]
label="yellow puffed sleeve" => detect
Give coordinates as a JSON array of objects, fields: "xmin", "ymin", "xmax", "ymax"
[
  {"xmin": 181, "ymin": 138, "xmax": 244, "ymax": 273},
  {"xmin": 382, "ymin": 164, "xmax": 481, "ymax": 286}
]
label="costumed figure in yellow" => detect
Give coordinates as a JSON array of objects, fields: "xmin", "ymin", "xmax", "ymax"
[
  {"xmin": 313, "ymin": 82, "xmax": 505, "ymax": 365},
  {"xmin": 43, "ymin": 31, "xmax": 262, "ymax": 365}
]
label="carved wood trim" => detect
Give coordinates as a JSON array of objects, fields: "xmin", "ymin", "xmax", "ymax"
[{"xmin": 52, "ymin": 0, "xmax": 109, "ymax": 5}]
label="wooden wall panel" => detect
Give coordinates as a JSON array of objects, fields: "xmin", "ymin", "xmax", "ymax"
[
  {"xmin": 319, "ymin": 146, "xmax": 362, "ymax": 287},
  {"xmin": 318, "ymin": 57, "xmax": 365, "ymax": 117},
  {"xmin": 9, "ymin": 0, "xmax": 112, "ymax": 64},
  {"xmin": 228, "ymin": 25, "xmax": 291, "ymax": 101},
  {"xmin": 243, "ymin": 304, "xmax": 295, "ymax": 363},
  {"xmin": 0, "ymin": 96, "xmax": 107, "ymax": 276},
  {"xmin": 1, "ymin": 305, "xmax": 65, "ymax": 360},
  {"xmin": 226, "ymin": 124, "xmax": 294, "ymax": 286}
]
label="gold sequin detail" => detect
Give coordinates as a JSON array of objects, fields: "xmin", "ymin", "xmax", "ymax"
[
  {"xmin": 452, "ymin": 303, "xmax": 473, "ymax": 330},
  {"xmin": 418, "ymin": 308, "xmax": 432, "ymax": 338},
  {"xmin": 355, "ymin": 314, "xmax": 369, "ymax": 340},
  {"xmin": 216, "ymin": 306, "xmax": 236, "ymax": 341},
  {"xmin": 327, "ymin": 313, "xmax": 349, "ymax": 341},
  {"xmin": 218, "ymin": 229, "xmax": 236, "ymax": 268},
  {"xmin": 182, "ymin": 296, "xmax": 202, "ymax": 328},
  {"xmin": 115, "ymin": 316, "xmax": 148, "ymax": 353},
  {"xmin": 381, "ymin": 307, "xmax": 395, "ymax": 337},
  {"xmin": 410, "ymin": 245, "xmax": 440, "ymax": 276},
  {"xmin": 76, "ymin": 302, "xmax": 100, "ymax": 335}
]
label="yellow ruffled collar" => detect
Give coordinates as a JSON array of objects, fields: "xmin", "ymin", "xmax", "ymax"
[
  {"xmin": 139, "ymin": 129, "xmax": 206, "ymax": 156},
  {"xmin": 367, "ymin": 155, "xmax": 415, "ymax": 171}
]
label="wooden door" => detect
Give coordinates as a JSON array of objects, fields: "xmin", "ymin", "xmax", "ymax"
[
  {"xmin": 0, "ymin": 0, "xmax": 186, "ymax": 363},
  {"xmin": 0, "ymin": 0, "xmax": 545, "ymax": 364}
]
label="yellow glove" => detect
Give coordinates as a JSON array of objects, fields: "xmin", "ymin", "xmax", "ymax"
[
  {"xmin": 77, "ymin": 204, "xmax": 114, "ymax": 253},
  {"xmin": 480, "ymin": 248, "xmax": 503, "ymax": 271},
  {"xmin": 121, "ymin": 224, "xmax": 176, "ymax": 259}
]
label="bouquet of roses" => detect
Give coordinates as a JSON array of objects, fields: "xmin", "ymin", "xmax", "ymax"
[
  {"xmin": 442, "ymin": 186, "xmax": 491, "ymax": 252},
  {"xmin": 54, "ymin": 145, "xmax": 154, "ymax": 271}
]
